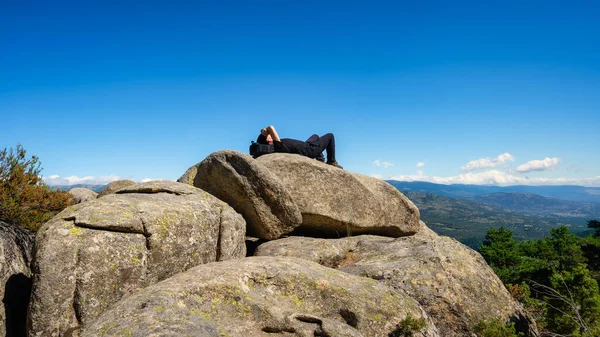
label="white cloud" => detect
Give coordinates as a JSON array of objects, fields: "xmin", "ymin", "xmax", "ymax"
[
  {"xmin": 497, "ymin": 153, "xmax": 514, "ymax": 162},
  {"xmin": 44, "ymin": 175, "xmax": 121, "ymax": 186},
  {"xmin": 461, "ymin": 153, "xmax": 515, "ymax": 172},
  {"xmin": 416, "ymin": 162, "xmax": 425, "ymax": 168},
  {"xmin": 516, "ymin": 157, "xmax": 560, "ymax": 173},
  {"xmin": 389, "ymin": 170, "xmax": 600, "ymax": 187},
  {"xmin": 373, "ymin": 160, "xmax": 394, "ymax": 168},
  {"xmin": 141, "ymin": 178, "xmax": 155, "ymax": 183},
  {"xmin": 370, "ymin": 174, "xmax": 384, "ymax": 180}
]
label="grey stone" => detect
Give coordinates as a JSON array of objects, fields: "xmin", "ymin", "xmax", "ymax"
[
  {"xmin": 28, "ymin": 181, "xmax": 246, "ymax": 337},
  {"xmin": 178, "ymin": 150, "xmax": 302, "ymax": 240},
  {"xmin": 254, "ymin": 222, "xmax": 538, "ymax": 337},
  {"xmin": 83, "ymin": 257, "xmax": 439, "ymax": 337},
  {"xmin": 257, "ymin": 153, "xmax": 420, "ymax": 237},
  {"xmin": 68, "ymin": 187, "xmax": 98, "ymax": 203},
  {"xmin": 0, "ymin": 221, "xmax": 35, "ymax": 337},
  {"xmin": 97, "ymin": 179, "xmax": 137, "ymax": 198}
]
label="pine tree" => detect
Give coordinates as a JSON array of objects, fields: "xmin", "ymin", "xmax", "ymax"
[
  {"xmin": 545, "ymin": 226, "xmax": 586, "ymax": 273},
  {"xmin": 479, "ymin": 227, "xmax": 523, "ymax": 284}
]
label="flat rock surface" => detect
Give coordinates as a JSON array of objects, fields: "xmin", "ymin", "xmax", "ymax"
[{"xmin": 83, "ymin": 256, "xmax": 439, "ymax": 337}]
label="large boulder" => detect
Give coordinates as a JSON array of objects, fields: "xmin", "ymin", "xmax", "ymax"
[
  {"xmin": 255, "ymin": 222, "xmax": 538, "ymax": 337},
  {"xmin": 178, "ymin": 150, "xmax": 302, "ymax": 240},
  {"xmin": 257, "ymin": 153, "xmax": 420, "ymax": 237},
  {"xmin": 0, "ymin": 222, "xmax": 35, "ymax": 337},
  {"xmin": 28, "ymin": 180, "xmax": 246, "ymax": 337},
  {"xmin": 97, "ymin": 179, "xmax": 137, "ymax": 198},
  {"xmin": 83, "ymin": 256, "xmax": 439, "ymax": 337},
  {"xmin": 68, "ymin": 187, "xmax": 98, "ymax": 203}
]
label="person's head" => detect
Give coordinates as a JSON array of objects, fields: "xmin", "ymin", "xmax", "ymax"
[{"xmin": 257, "ymin": 129, "xmax": 273, "ymax": 144}]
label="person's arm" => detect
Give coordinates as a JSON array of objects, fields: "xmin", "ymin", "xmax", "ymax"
[{"xmin": 265, "ymin": 125, "xmax": 281, "ymax": 142}]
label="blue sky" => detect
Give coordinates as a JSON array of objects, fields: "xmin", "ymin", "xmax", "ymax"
[{"xmin": 1, "ymin": 1, "xmax": 599, "ymax": 186}]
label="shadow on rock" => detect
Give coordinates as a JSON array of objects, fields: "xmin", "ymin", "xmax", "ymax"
[{"xmin": 3, "ymin": 273, "xmax": 32, "ymax": 337}]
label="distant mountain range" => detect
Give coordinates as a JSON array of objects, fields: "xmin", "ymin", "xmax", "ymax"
[
  {"xmin": 388, "ymin": 181, "xmax": 599, "ymax": 248},
  {"xmin": 468, "ymin": 192, "xmax": 600, "ymax": 219},
  {"xmin": 52, "ymin": 184, "xmax": 106, "ymax": 193},
  {"xmin": 386, "ymin": 181, "xmax": 600, "ymax": 203}
]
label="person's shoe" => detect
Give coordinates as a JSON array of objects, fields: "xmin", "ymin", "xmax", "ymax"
[
  {"xmin": 315, "ymin": 153, "xmax": 325, "ymax": 162},
  {"xmin": 327, "ymin": 161, "xmax": 343, "ymax": 169}
]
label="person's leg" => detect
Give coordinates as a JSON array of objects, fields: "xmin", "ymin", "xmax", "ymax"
[
  {"xmin": 319, "ymin": 133, "xmax": 336, "ymax": 163},
  {"xmin": 306, "ymin": 134, "xmax": 325, "ymax": 162},
  {"xmin": 305, "ymin": 134, "xmax": 319, "ymax": 142},
  {"xmin": 308, "ymin": 133, "xmax": 341, "ymax": 168}
]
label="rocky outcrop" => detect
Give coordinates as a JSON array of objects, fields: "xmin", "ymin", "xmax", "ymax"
[
  {"xmin": 68, "ymin": 187, "xmax": 98, "ymax": 203},
  {"xmin": 0, "ymin": 222, "xmax": 35, "ymax": 337},
  {"xmin": 179, "ymin": 151, "xmax": 419, "ymax": 239},
  {"xmin": 255, "ymin": 222, "xmax": 537, "ymax": 337},
  {"xmin": 257, "ymin": 153, "xmax": 420, "ymax": 237},
  {"xmin": 28, "ymin": 181, "xmax": 246, "ymax": 337},
  {"xmin": 178, "ymin": 150, "xmax": 302, "ymax": 240},
  {"xmin": 97, "ymin": 179, "xmax": 137, "ymax": 198},
  {"xmin": 83, "ymin": 256, "xmax": 439, "ymax": 337},
  {"xmin": 19, "ymin": 150, "xmax": 539, "ymax": 336}
]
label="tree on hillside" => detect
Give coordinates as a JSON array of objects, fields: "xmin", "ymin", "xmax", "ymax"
[
  {"xmin": 0, "ymin": 144, "xmax": 74, "ymax": 231},
  {"xmin": 581, "ymin": 225, "xmax": 600, "ymax": 280},
  {"xmin": 479, "ymin": 227, "xmax": 523, "ymax": 284},
  {"xmin": 478, "ymin": 226, "xmax": 600, "ymax": 336},
  {"xmin": 588, "ymin": 220, "xmax": 600, "ymax": 237},
  {"xmin": 544, "ymin": 226, "xmax": 587, "ymax": 273},
  {"xmin": 539, "ymin": 265, "xmax": 600, "ymax": 336}
]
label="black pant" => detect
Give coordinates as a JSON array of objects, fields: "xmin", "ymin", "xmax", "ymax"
[{"xmin": 305, "ymin": 133, "xmax": 336, "ymax": 163}]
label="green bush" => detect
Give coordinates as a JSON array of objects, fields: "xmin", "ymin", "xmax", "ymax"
[
  {"xmin": 473, "ymin": 318, "xmax": 523, "ymax": 337},
  {"xmin": 388, "ymin": 316, "xmax": 426, "ymax": 337},
  {"xmin": 0, "ymin": 144, "xmax": 74, "ymax": 231}
]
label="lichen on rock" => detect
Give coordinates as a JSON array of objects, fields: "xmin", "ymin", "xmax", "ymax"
[
  {"xmin": 254, "ymin": 222, "xmax": 537, "ymax": 337},
  {"xmin": 82, "ymin": 257, "xmax": 439, "ymax": 337},
  {"xmin": 28, "ymin": 180, "xmax": 246, "ymax": 336}
]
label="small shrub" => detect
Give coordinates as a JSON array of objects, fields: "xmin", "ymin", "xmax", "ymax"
[
  {"xmin": 388, "ymin": 316, "xmax": 426, "ymax": 337},
  {"xmin": 473, "ymin": 318, "xmax": 523, "ymax": 337},
  {"xmin": 0, "ymin": 144, "xmax": 74, "ymax": 231}
]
